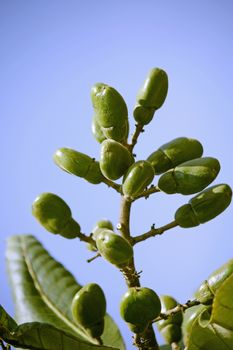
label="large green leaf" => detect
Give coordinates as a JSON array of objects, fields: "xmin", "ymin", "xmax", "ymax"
[
  {"xmin": 184, "ymin": 273, "xmax": 233, "ymax": 349},
  {"xmin": 0, "ymin": 305, "xmax": 117, "ymax": 350},
  {"xmin": 6, "ymin": 235, "xmax": 125, "ymax": 350}
]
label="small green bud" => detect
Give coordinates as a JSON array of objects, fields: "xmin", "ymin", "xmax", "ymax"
[
  {"xmin": 91, "ymin": 115, "xmax": 106, "ymax": 143},
  {"xmin": 133, "ymin": 104, "xmax": 155, "ymax": 125},
  {"xmin": 136, "ymin": 68, "xmax": 168, "ymax": 110},
  {"xmin": 158, "ymin": 157, "xmax": 220, "ymax": 195},
  {"xmin": 91, "ymin": 83, "xmax": 129, "ymax": 142},
  {"xmin": 86, "ymin": 219, "xmax": 114, "ymax": 251},
  {"xmin": 120, "ymin": 287, "xmax": 161, "ymax": 334},
  {"xmin": 32, "ymin": 193, "xmax": 81, "ymax": 239},
  {"xmin": 100, "ymin": 139, "xmax": 134, "ymax": 180},
  {"xmin": 54, "ymin": 148, "xmax": 104, "ymax": 184},
  {"xmin": 92, "ymin": 219, "xmax": 114, "ymax": 239},
  {"xmin": 194, "ymin": 259, "xmax": 233, "ymax": 305},
  {"xmin": 147, "ymin": 137, "xmax": 203, "ymax": 175},
  {"xmin": 157, "ymin": 295, "xmax": 183, "ymax": 344},
  {"xmin": 96, "ymin": 229, "xmax": 133, "ymax": 267},
  {"xmin": 71, "ymin": 283, "xmax": 106, "ymax": 338},
  {"xmin": 175, "ymin": 184, "xmax": 232, "ymax": 228},
  {"xmin": 122, "ymin": 160, "xmax": 155, "ymax": 199}
]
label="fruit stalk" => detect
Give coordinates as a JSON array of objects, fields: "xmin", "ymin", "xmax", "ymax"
[{"xmin": 118, "ymin": 195, "xmax": 159, "ymax": 350}]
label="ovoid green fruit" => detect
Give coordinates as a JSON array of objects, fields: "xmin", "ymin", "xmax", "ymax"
[
  {"xmin": 86, "ymin": 219, "xmax": 114, "ymax": 252},
  {"xmin": 182, "ymin": 304, "xmax": 210, "ymax": 346},
  {"xmin": 136, "ymin": 68, "xmax": 168, "ymax": 109},
  {"xmin": 100, "ymin": 139, "xmax": 134, "ymax": 180},
  {"xmin": 133, "ymin": 104, "xmax": 155, "ymax": 126},
  {"xmin": 71, "ymin": 283, "xmax": 106, "ymax": 338},
  {"xmin": 122, "ymin": 160, "xmax": 155, "ymax": 199},
  {"xmin": 157, "ymin": 295, "xmax": 183, "ymax": 345},
  {"xmin": 95, "ymin": 229, "xmax": 133, "ymax": 267},
  {"xmin": 91, "ymin": 83, "xmax": 129, "ymax": 143},
  {"xmin": 32, "ymin": 193, "xmax": 81, "ymax": 239},
  {"xmin": 147, "ymin": 137, "xmax": 203, "ymax": 175},
  {"xmin": 91, "ymin": 115, "xmax": 106, "ymax": 144},
  {"xmin": 194, "ymin": 259, "xmax": 233, "ymax": 305},
  {"xmin": 158, "ymin": 157, "xmax": 220, "ymax": 195},
  {"xmin": 120, "ymin": 287, "xmax": 161, "ymax": 333},
  {"xmin": 175, "ymin": 184, "xmax": 232, "ymax": 228},
  {"xmin": 53, "ymin": 148, "xmax": 104, "ymax": 184}
]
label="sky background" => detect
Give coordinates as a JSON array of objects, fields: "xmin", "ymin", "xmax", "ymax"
[{"xmin": 1, "ymin": 1, "xmax": 233, "ymax": 348}]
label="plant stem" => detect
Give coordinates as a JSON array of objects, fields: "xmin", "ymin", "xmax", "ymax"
[
  {"xmin": 132, "ymin": 185, "xmax": 160, "ymax": 201},
  {"xmin": 153, "ymin": 299, "xmax": 201, "ymax": 323},
  {"xmin": 118, "ymin": 195, "xmax": 159, "ymax": 350},
  {"xmin": 102, "ymin": 178, "xmax": 122, "ymax": 194},
  {"xmin": 78, "ymin": 232, "xmax": 96, "ymax": 246},
  {"xmin": 132, "ymin": 221, "xmax": 178, "ymax": 245},
  {"xmin": 128, "ymin": 123, "xmax": 144, "ymax": 152}
]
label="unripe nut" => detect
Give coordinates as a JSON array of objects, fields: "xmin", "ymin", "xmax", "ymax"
[
  {"xmin": 71, "ymin": 283, "xmax": 106, "ymax": 338},
  {"xmin": 96, "ymin": 229, "xmax": 133, "ymax": 267},
  {"xmin": 32, "ymin": 192, "xmax": 80, "ymax": 239},
  {"xmin": 120, "ymin": 287, "xmax": 161, "ymax": 334},
  {"xmin": 175, "ymin": 184, "xmax": 232, "ymax": 228},
  {"xmin": 122, "ymin": 160, "xmax": 155, "ymax": 199}
]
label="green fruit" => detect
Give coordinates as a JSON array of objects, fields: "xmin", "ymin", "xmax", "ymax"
[
  {"xmin": 136, "ymin": 68, "xmax": 168, "ymax": 110},
  {"xmin": 71, "ymin": 283, "xmax": 106, "ymax": 338},
  {"xmin": 32, "ymin": 193, "xmax": 81, "ymax": 239},
  {"xmin": 53, "ymin": 148, "xmax": 104, "ymax": 184},
  {"xmin": 120, "ymin": 287, "xmax": 161, "ymax": 333},
  {"xmin": 91, "ymin": 83, "xmax": 129, "ymax": 142},
  {"xmin": 96, "ymin": 229, "xmax": 133, "ymax": 267},
  {"xmin": 175, "ymin": 184, "xmax": 232, "ymax": 228},
  {"xmin": 194, "ymin": 259, "xmax": 233, "ymax": 305},
  {"xmin": 100, "ymin": 139, "xmax": 134, "ymax": 180},
  {"xmin": 157, "ymin": 295, "xmax": 183, "ymax": 344},
  {"xmin": 91, "ymin": 115, "xmax": 106, "ymax": 143},
  {"xmin": 147, "ymin": 137, "xmax": 203, "ymax": 175},
  {"xmin": 122, "ymin": 160, "xmax": 155, "ymax": 199},
  {"xmin": 158, "ymin": 157, "xmax": 220, "ymax": 195},
  {"xmin": 87, "ymin": 219, "xmax": 114, "ymax": 251},
  {"xmin": 133, "ymin": 104, "xmax": 155, "ymax": 125},
  {"xmin": 92, "ymin": 219, "xmax": 114, "ymax": 239}
]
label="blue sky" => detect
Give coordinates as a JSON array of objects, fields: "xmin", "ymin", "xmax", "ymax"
[{"xmin": 1, "ymin": 1, "xmax": 233, "ymax": 348}]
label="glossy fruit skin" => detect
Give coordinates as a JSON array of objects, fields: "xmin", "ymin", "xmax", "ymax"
[
  {"xmin": 71, "ymin": 283, "xmax": 106, "ymax": 338},
  {"xmin": 175, "ymin": 184, "xmax": 232, "ymax": 228},
  {"xmin": 96, "ymin": 229, "xmax": 133, "ymax": 267},
  {"xmin": 147, "ymin": 137, "xmax": 203, "ymax": 175},
  {"xmin": 136, "ymin": 68, "xmax": 168, "ymax": 109},
  {"xmin": 32, "ymin": 192, "xmax": 80, "ymax": 239},
  {"xmin": 87, "ymin": 219, "xmax": 114, "ymax": 252},
  {"xmin": 157, "ymin": 295, "xmax": 183, "ymax": 344},
  {"xmin": 91, "ymin": 83, "xmax": 129, "ymax": 143},
  {"xmin": 100, "ymin": 139, "xmax": 134, "ymax": 180},
  {"xmin": 120, "ymin": 287, "xmax": 161, "ymax": 333},
  {"xmin": 53, "ymin": 148, "xmax": 104, "ymax": 184},
  {"xmin": 122, "ymin": 160, "xmax": 155, "ymax": 199},
  {"xmin": 194, "ymin": 259, "xmax": 233, "ymax": 305},
  {"xmin": 158, "ymin": 157, "xmax": 220, "ymax": 195},
  {"xmin": 91, "ymin": 115, "xmax": 106, "ymax": 143},
  {"xmin": 133, "ymin": 104, "xmax": 155, "ymax": 125}
]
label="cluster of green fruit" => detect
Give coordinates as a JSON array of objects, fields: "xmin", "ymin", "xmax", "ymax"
[{"xmin": 31, "ymin": 67, "xmax": 232, "ymax": 348}]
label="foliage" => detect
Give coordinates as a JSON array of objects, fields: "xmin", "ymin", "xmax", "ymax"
[{"xmin": 0, "ymin": 68, "xmax": 232, "ymax": 350}]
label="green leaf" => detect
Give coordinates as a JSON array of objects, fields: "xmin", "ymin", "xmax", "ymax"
[
  {"xmin": 185, "ymin": 273, "xmax": 233, "ymax": 349},
  {"xmin": 159, "ymin": 345, "xmax": 171, "ymax": 349},
  {"xmin": 6, "ymin": 234, "xmax": 125, "ymax": 350},
  {"xmin": 0, "ymin": 305, "xmax": 118, "ymax": 350}
]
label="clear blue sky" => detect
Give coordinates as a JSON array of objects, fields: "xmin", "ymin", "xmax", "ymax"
[{"xmin": 1, "ymin": 1, "xmax": 233, "ymax": 348}]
